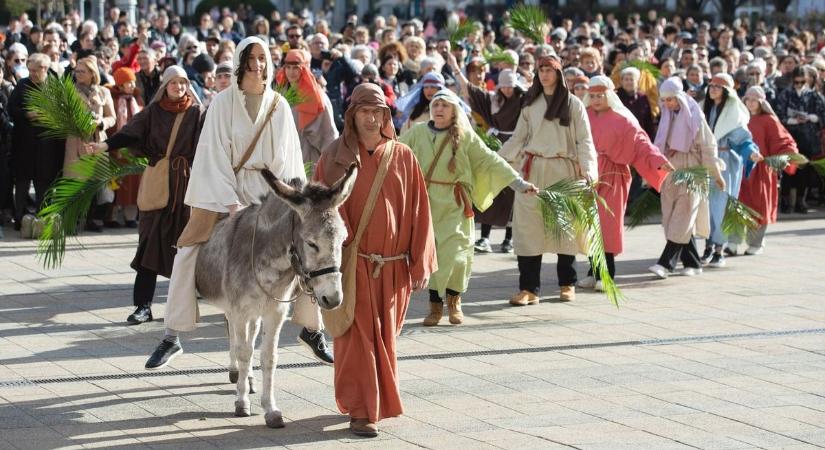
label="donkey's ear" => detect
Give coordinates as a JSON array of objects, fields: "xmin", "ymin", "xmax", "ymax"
[
  {"xmin": 261, "ymin": 169, "xmax": 306, "ymax": 210},
  {"xmin": 328, "ymin": 163, "xmax": 357, "ymax": 208}
]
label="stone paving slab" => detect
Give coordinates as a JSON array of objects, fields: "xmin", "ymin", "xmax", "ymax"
[{"xmin": 1, "ymin": 213, "xmax": 825, "ymax": 448}]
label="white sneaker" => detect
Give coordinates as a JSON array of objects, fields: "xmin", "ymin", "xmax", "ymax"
[
  {"xmin": 648, "ymin": 264, "xmax": 668, "ymax": 279},
  {"xmin": 745, "ymin": 246, "xmax": 764, "ymax": 255},
  {"xmin": 680, "ymin": 267, "xmax": 703, "ymax": 277},
  {"xmin": 577, "ymin": 276, "xmax": 597, "ymax": 289},
  {"xmin": 594, "ymin": 280, "xmax": 604, "ymax": 292}
]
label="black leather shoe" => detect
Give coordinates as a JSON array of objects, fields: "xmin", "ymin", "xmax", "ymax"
[
  {"xmin": 125, "ymin": 220, "xmax": 138, "ymax": 228},
  {"xmin": 500, "ymin": 239, "xmax": 514, "ymax": 253},
  {"xmin": 84, "ymin": 221, "xmax": 103, "ymax": 232},
  {"xmin": 145, "ymin": 338, "xmax": 183, "ymax": 370},
  {"xmin": 298, "ymin": 328, "xmax": 334, "ymax": 365},
  {"xmin": 127, "ymin": 306, "xmax": 153, "ymax": 325}
]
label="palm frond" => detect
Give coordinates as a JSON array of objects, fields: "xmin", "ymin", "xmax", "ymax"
[
  {"xmin": 274, "ymin": 83, "xmax": 306, "ymax": 107},
  {"xmin": 508, "ymin": 4, "xmax": 548, "ymax": 44},
  {"xmin": 721, "ymin": 196, "xmax": 762, "ymax": 242},
  {"xmin": 304, "ymin": 161, "xmax": 315, "ymax": 178},
  {"xmin": 538, "ymin": 178, "xmax": 625, "ymax": 306},
  {"xmin": 25, "ymin": 74, "xmax": 97, "ymax": 141},
  {"xmin": 448, "ymin": 19, "xmax": 477, "ymax": 48},
  {"xmin": 762, "ymin": 153, "xmax": 809, "ymax": 172},
  {"xmin": 810, "ymin": 157, "xmax": 825, "ymax": 177},
  {"xmin": 474, "ymin": 126, "xmax": 502, "ymax": 152},
  {"xmin": 670, "ymin": 166, "xmax": 710, "ymax": 197},
  {"xmin": 625, "ymin": 60, "xmax": 661, "ymax": 80},
  {"xmin": 626, "ymin": 189, "xmax": 662, "ymax": 229},
  {"xmin": 482, "ymin": 49, "xmax": 517, "ymax": 67},
  {"xmin": 36, "ymin": 154, "xmax": 146, "ymax": 269}
]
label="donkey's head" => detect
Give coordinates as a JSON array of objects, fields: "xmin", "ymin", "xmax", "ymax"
[{"xmin": 261, "ymin": 165, "xmax": 357, "ymax": 310}]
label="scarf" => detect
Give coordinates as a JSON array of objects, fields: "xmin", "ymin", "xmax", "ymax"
[
  {"xmin": 275, "ymin": 49, "xmax": 325, "ymax": 131},
  {"xmin": 159, "ymin": 93, "xmax": 193, "ymax": 113},
  {"xmin": 522, "ymin": 56, "xmax": 571, "ymax": 126},
  {"xmin": 322, "ymin": 83, "xmax": 395, "ymax": 185}
]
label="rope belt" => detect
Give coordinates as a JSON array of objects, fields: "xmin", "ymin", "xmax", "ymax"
[
  {"xmin": 427, "ymin": 179, "xmax": 474, "ymax": 218},
  {"xmin": 357, "ymin": 252, "xmax": 410, "ymax": 278},
  {"xmin": 522, "ymin": 152, "xmax": 577, "ymax": 180}
]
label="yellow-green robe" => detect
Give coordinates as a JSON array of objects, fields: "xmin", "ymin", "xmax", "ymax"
[{"xmin": 400, "ymin": 123, "xmax": 519, "ymax": 297}]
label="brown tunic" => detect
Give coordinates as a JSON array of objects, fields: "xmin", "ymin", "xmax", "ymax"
[{"xmin": 105, "ymin": 102, "xmax": 205, "ymax": 277}]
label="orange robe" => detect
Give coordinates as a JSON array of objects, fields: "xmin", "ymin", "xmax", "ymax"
[{"xmin": 316, "ymin": 140, "xmax": 437, "ymax": 423}]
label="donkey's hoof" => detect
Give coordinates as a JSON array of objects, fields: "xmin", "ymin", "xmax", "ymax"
[
  {"xmin": 248, "ymin": 377, "xmax": 256, "ymax": 394},
  {"xmin": 265, "ymin": 411, "xmax": 285, "ymax": 428},
  {"xmin": 234, "ymin": 401, "xmax": 251, "ymax": 417},
  {"xmin": 229, "ymin": 370, "xmax": 239, "ymax": 384}
]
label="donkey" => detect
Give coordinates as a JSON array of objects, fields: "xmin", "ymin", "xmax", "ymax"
[{"xmin": 194, "ymin": 165, "xmax": 355, "ymax": 428}]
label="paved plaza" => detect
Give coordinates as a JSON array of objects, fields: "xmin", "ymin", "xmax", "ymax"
[{"xmin": 1, "ymin": 213, "xmax": 825, "ymax": 449}]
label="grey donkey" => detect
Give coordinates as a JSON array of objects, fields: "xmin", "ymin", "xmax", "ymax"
[{"xmin": 195, "ymin": 165, "xmax": 356, "ymax": 428}]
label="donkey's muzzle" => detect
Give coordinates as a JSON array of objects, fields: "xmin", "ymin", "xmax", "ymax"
[{"xmin": 317, "ymin": 291, "xmax": 342, "ymax": 310}]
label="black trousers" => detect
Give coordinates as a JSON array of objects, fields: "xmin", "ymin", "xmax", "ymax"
[
  {"xmin": 586, "ymin": 253, "xmax": 616, "ymax": 280},
  {"xmin": 480, "ymin": 224, "xmax": 513, "ymax": 240},
  {"xmin": 133, "ymin": 267, "xmax": 158, "ymax": 307},
  {"xmin": 429, "ymin": 288, "xmax": 460, "ymax": 303},
  {"xmin": 12, "ymin": 143, "xmax": 62, "ymax": 223},
  {"xmin": 657, "ymin": 237, "xmax": 701, "ymax": 270},
  {"xmin": 518, "ymin": 254, "xmax": 576, "ymax": 294}
]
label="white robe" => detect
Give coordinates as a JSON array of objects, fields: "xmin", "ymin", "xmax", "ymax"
[{"xmin": 184, "ymin": 88, "xmax": 305, "ymax": 212}]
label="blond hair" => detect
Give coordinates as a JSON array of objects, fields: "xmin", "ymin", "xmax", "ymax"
[{"xmin": 76, "ymin": 56, "xmax": 101, "ymax": 86}]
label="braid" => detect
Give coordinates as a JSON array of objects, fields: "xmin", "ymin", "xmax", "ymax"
[{"xmin": 447, "ymin": 117, "xmax": 461, "ymax": 173}]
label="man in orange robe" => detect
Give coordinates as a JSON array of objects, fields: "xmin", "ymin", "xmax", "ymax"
[{"xmin": 315, "ymin": 83, "xmax": 437, "ymax": 437}]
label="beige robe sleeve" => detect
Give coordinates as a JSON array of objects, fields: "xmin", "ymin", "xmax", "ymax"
[{"xmin": 568, "ymin": 97, "xmax": 598, "ymax": 181}]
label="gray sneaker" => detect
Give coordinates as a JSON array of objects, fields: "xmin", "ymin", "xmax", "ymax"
[{"xmin": 474, "ymin": 238, "xmax": 492, "ymax": 253}]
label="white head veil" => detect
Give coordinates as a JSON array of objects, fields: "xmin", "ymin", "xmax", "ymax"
[
  {"xmin": 582, "ymin": 75, "xmax": 639, "ymax": 126},
  {"xmin": 430, "ymin": 89, "xmax": 474, "ymax": 135}
]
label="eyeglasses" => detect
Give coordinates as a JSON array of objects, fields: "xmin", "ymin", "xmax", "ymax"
[
  {"xmin": 14, "ymin": 58, "xmax": 26, "ymax": 63},
  {"xmin": 288, "ymin": 34, "xmax": 301, "ymax": 39}
]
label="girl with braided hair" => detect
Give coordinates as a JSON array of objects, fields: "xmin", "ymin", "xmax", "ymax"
[{"xmin": 400, "ymin": 89, "xmax": 537, "ymax": 327}]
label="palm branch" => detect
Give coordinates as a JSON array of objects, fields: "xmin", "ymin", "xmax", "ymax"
[
  {"xmin": 721, "ymin": 196, "xmax": 762, "ymax": 242},
  {"xmin": 448, "ymin": 19, "xmax": 476, "ymax": 48},
  {"xmin": 762, "ymin": 153, "xmax": 809, "ymax": 172},
  {"xmin": 625, "ymin": 60, "xmax": 661, "ymax": 80},
  {"xmin": 304, "ymin": 161, "xmax": 314, "ymax": 178},
  {"xmin": 538, "ymin": 178, "xmax": 624, "ymax": 306},
  {"xmin": 670, "ymin": 166, "xmax": 710, "ymax": 197},
  {"xmin": 482, "ymin": 49, "xmax": 517, "ymax": 67},
  {"xmin": 24, "ymin": 74, "xmax": 97, "ymax": 140},
  {"xmin": 810, "ymin": 157, "xmax": 825, "ymax": 177},
  {"xmin": 508, "ymin": 5, "xmax": 548, "ymax": 44},
  {"xmin": 474, "ymin": 126, "xmax": 502, "ymax": 152},
  {"xmin": 36, "ymin": 154, "xmax": 146, "ymax": 269},
  {"xmin": 625, "ymin": 189, "xmax": 661, "ymax": 229},
  {"xmin": 275, "ymin": 83, "xmax": 306, "ymax": 107}
]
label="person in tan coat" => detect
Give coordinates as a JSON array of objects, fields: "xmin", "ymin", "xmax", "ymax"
[{"xmin": 499, "ymin": 55, "xmax": 598, "ymax": 304}]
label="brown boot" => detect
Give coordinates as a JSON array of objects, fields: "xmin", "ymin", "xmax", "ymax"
[
  {"xmin": 423, "ymin": 301, "xmax": 443, "ymax": 326},
  {"xmin": 509, "ymin": 290, "xmax": 539, "ymax": 306},
  {"xmin": 559, "ymin": 285, "xmax": 576, "ymax": 301},
  {"xmin": 446, "ymin": 294, "xmax": 464, "ymax": 324}
]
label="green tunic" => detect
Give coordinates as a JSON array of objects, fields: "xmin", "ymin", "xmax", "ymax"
[{"xmin": 400, "ymin": 122, "xmax": 519, "ymax": 297}]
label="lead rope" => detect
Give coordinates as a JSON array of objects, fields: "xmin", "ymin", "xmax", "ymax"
[{"xmin": 249, "ymin": 208, "xmax": 302, "ymax": 303}]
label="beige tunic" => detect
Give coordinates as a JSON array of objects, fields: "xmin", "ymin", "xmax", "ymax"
[
  {"xmin": 64, "ymin": 85, "xmax": 116, "ymax": 177},
  {"xmin": 499, "ymin": 95, "xmax": 598, "ymax": 256},
  {"xmin": 659, "ymin": 119, "xmax": 722, "ymax": 244}
]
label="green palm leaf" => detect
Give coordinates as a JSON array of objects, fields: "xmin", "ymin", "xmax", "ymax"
[
  {"xmin": 624, "ymin": 60, "xmax": 661, "ymax": 79},
  {"xmin": 508, "ymin": 4, "xmax": 548, "ymax": 44},
  {"xmin": 448, "ymin": 19, "xmax": 477, "ymax": 48},
  {"xmin": 810, "ymin": 157, "xmax": 825, "ymax": 176},
  {"xmin": 36, "ymin": 154, "xmax": 146, "ymax": 269},
  {"xmin": 721, "ymin": 196, "xmax": 762, "ymax": 242},
  {"xmin": 670, "ymin": 166, "xmax": 710, "ymax": 197},
  {"xmin": 474, "ymin": 126, "xmax": 502, "ymax": 152},
  {"xmin": 626, "ymin": 189, "xmax": 661, "ymax": 229},
  {"xmin": 304, "ymin": 161, "xmax": 315, "ymax": 178},
  {"xmin": 275, "ymin": 83, "xmax": 306, "ymax": 107},
  {"xmin": 762, "ymin": 153, "xmax": 809, "ymax": 172},
  {"xmin": 482, "ymin": 49, "xmax": 517, "ymax": 67},
  {"xmin": 538, "ymin": 178, "xmax": 624, "ymax": 306},
  {"xmin": 24, "ymin": 74, "xmax": 97, "ymax": 141}
]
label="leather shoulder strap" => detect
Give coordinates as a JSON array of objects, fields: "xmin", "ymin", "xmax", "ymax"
[
  {"xmin": 424, "ymin": 132, "xmax": 452, "ymax": 184},
  {"xmin": 351, "ymin": 140, "xmax": 395, "ymax": 248},
  {"xmin": 233, "ymin": 92, "xmax": 281, "ymax": 175},
  {"xmin": 164, "ymin": 112, "xmax": 186, "ymax": 158}
]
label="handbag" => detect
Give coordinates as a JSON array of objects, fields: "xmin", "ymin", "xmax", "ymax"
[
  {"xmin": 136, "ymin": 112, "xmax": 185, "ymax": 212},
  {"xmin": 322, "ymin": 140, "xmax": 395, "ymax": 338}
]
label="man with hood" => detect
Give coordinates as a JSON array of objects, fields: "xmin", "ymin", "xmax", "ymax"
[
  {"xmin": 315, "ymin": 83, "xmax": 437, "ymax": 437},
  {"xmin": 144, "ymin": 37, "xmax": 331, "ymax": 370},
  {"xmin": 499, "ymin": 55, "xmax": 598, "ymax": 304}
]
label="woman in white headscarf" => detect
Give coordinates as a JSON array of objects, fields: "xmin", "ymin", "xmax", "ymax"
[
  {"xmin": 399, "ymin": 89, "xmax": 537, "ymax": 327},
  {"xmin": 86, "ymin": 65, "xmax": 204, "ymax": 325},
  {"xmin": 578, "ymin": 76, "xmax": 673, "ymax": 290},
  {"xmin": 700, "ymin": 73, "xmax": 762, "ymax": 266},
  {"xmin": 141, "ymin": 37, "xmax": 327, "ymax": 371}
]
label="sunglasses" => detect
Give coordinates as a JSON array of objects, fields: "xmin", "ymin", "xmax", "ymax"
[{"xmin": 288, "ymin": 34, "xmax": 301, "ymax": 38}]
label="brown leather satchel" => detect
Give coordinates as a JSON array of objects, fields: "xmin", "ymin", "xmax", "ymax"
[{"xmin": 136, "ymin": 112, "xmax": 185, "ymax": 211}]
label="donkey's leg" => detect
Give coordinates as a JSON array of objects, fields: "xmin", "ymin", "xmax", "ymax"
[
  {"xmin": 246, "ymin": 318, "xmax": 261, "ymax": 394},
  {"xmin": 260, "ymin": 306, "xmax": 287, "ymax": 428},
  {"xmin": 232, "ymin": 314, "xmax": 256, "ymax": 417},
  {"xmin": 226, "ymin": 314, "xmax": 239, "ymax": 384}
]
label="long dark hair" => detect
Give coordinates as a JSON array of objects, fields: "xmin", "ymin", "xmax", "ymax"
[
  {"xmin": 703, "ymin": 86, "xmax": 729, "ymax": 131},
  {"xmin": 234, "ymin": 43, "xmax": 268, "ymax": 88},
  {"xmin": 410, "ymin": 89, "xmax": 431, "ymax": 121}
]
